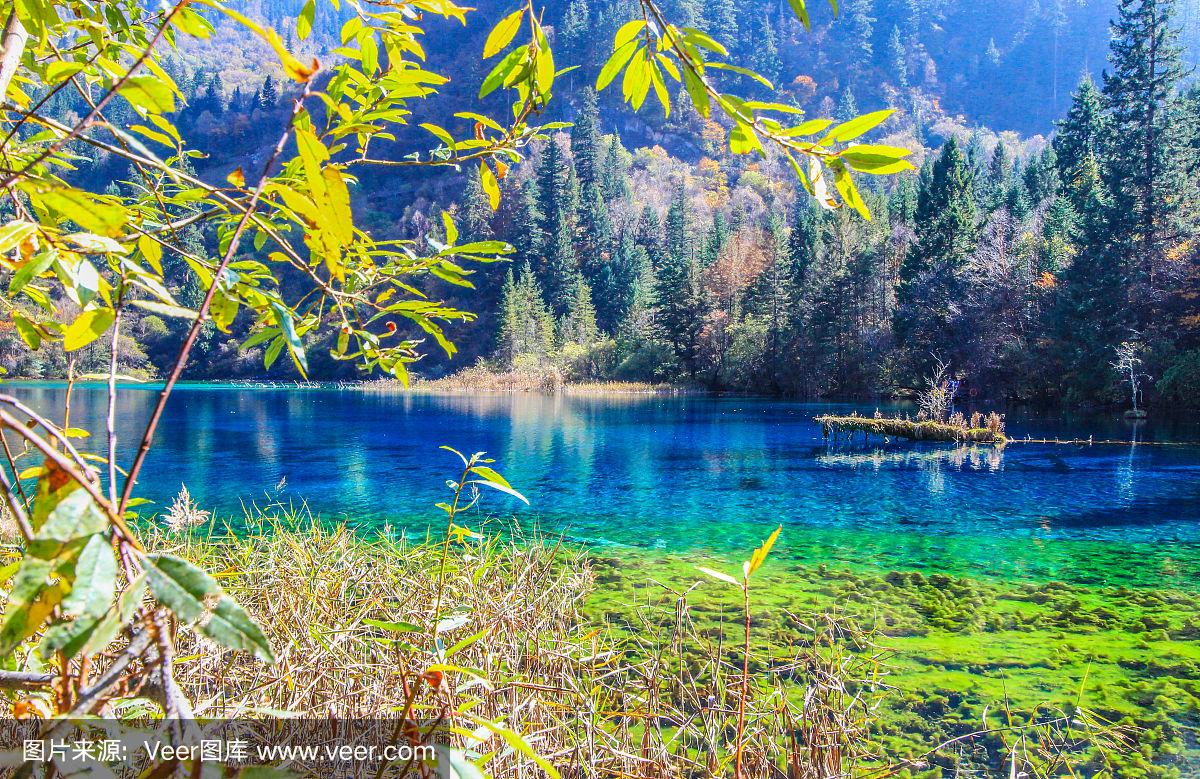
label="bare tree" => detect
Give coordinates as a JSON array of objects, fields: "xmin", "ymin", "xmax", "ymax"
[{"xmin": 1112, "ymin": 337, "xmax": 1151, "ymax": 416}]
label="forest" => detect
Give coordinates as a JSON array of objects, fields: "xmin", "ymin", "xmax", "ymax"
[{"xmin": 3, "ymin": 0, "xmax": 1199, "ymax": 410}]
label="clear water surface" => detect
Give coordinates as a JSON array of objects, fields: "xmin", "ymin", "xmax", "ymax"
[{"xmin": 7, "ymin": 383, "xmax": 1200, "ymax": 588}]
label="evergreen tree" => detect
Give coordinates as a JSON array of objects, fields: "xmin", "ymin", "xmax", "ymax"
[
  {"xmin": 460, "ymin": 172, "xmax": 494, "ymax": 241},
  {"xmin": 543, "ymin": 211, "xmax": 580, "ymax": 316},
  {"xmin": 887, "ymin": 26, "xmax": 909, "ymax": 90},
  {"xmin": 600, "ymin": 135, "xmax": 631, "ymax": 201},
  {"xmin": 1054, "ymin": 75, "xmax": 1105, "ymax": 212},
  {"xmin": 1100, "ymin": 0, "xmax": 1195, "ymax": 310},
  {"xmin": 497, "ymin": 263, "xmax": 555, "ymax": 366},
  {"xmin": 654, "ymin": 189, "xmax": 705, "ymax": 375},
  {"xmin": 571, "ymin": 89, "xmax": 603, "ymax": 188},
  {"xmin": 595, "ymin": 232, "xmax": 649, "ymax": 333},
  {"xmin": 560, "ymin": 277, "xmax": 600, "ymax": 346},
  {"xmin": 508, "ymin": 179, "xmax": 544, "ymax": 268},
  {"xmin": 836, "ymin": 86, "xmax": 859, "ymax": 122},
  {"xmin": 202, "ymin": 72, "xmax": 225, "ymax": 114},
  {"xmin": 634, "ymin": 205, "xmax": 664, "ymax": 267},
  {"xmin": 787, "ymin": 201, "xmax": 822, "ymax": 288},
  {"xmin": 746, "ymin": 215, "xmax": 795, "ymax": 381},
  {"xmin": 894, "ymin": 137, "xmax": 978, "ymax": 379},
  {"xmin": 577, "ymin": 182, "xmax": 614, "ymax": 282},
  {"xmin": 260, "ymin": 74, "xmax": 278, "ymax": 109}
]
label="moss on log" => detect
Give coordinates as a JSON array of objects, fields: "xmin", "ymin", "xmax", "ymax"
[{"xmin": 815, "ymin": 415, "xmax": 1007, "ymax": 445}]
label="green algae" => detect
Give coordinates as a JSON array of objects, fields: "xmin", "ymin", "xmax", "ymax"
[{"xmin": 584, "ymin": 549, "xmax": 1200, "ymax": 777}]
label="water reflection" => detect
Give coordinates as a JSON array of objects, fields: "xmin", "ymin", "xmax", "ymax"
[{"xmin": 4, "ymin": 384, "xmax": 1200, "ymax": 587}]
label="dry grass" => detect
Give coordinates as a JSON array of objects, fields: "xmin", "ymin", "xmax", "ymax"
[
  {"xmin": 147, "ymin": 508, "xmax": 892, "ymax": 778},
  {"xmin": 816, "ymin": 411, "xmax": 1008, "ymax": 445},
  {"xmin": 368, "ymin": 364, "xmax": 682, "ymax": 396}
]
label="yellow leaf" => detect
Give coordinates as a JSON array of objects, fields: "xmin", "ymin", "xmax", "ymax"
[
  {"xmin": 746, "ymin": 525, "xmax": 782, "ymax": 577},
  {"xmin": 227, "ymin": 167, "xmax": 246, "ymax": 188}
]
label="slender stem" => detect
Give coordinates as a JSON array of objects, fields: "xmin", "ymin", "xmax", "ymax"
[
  {"xmin": 0, "ymin": 9, "xmax": 28, "ymax": 103},
  {"xmin": 117, "ymin": 79, "xmax": 314, "ymax": 516},
  {"xmin": 106, "ymin": 284, "xmax": 124, "ymax": 506},
  {"xmin": 734, "ymin": 579, "xmax": 750, "ymax": 779}
]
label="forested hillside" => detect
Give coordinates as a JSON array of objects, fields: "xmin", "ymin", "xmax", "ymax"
[{"xmin": 6, "ymin": 0, "xmax": 1200, "ymax": 408}]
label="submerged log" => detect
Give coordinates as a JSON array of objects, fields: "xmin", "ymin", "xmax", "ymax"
[{"xmin": 814, "ymin": 415, "xmax": 1007, "ymax": 445}]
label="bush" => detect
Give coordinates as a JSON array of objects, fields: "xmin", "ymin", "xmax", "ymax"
[{"xmin": 1157, "ymin": 349, "xmax": 1200, "ymax": 406}]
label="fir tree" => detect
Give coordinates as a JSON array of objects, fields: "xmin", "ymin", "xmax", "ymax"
[
  {"xmin": 887, "ymin": 26, "xmax": 909, "ymax": 90},
  {"xmin": 560, "ymin": 277, "xmax": 600, "ymax": 346},
  {"xmin": 894, "ymin": 137, "xmax": 978, "ymax": 379},
  {"xmin": 571, "ymin": 89, "xmax": 603, "ymax": 188},
  {"xmin": 1100, "ymin": 0, "xmax": 1195, "ymax": 307},
  {"xmin": 654, "ymin": 188, "xmax": 705, "ymax": 375},
  {"xmin": 1054, "ymin": 75, "xmax": 1105, "ymax": 212},
  {"xmin": 260, "ymin": 74, "xmax": 278, "ymax": 109},
  {"xmin": 460, "ymin": 172, "xmax": 494, "ymax": 241}
]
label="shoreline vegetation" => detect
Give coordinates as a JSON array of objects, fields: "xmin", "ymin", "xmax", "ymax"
[
  {"xmin": 816, "ymin": 412, "xmax": 1009, "ymax": 445},
  {"xmin": 124, "ymin": 506, "xmax": 1197, "ymax": 778}
]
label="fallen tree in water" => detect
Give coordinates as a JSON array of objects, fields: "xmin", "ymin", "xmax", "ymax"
[{"xmin": 816, "ymin": 411, "xmax": 1008, "ymax": 445}]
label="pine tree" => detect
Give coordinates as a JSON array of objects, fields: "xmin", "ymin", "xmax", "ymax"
[
  {"xmin": 894, "ymin": 137, "xmax": 978, "ymax": 379},
  {"xmin": 708, "ymin": 0, "xmax": 738, "ymax": 48},
  {"xmin": 560, "ymin": 277, "xmax": 599, "ymax": 346},
  {"xmin": 980, "ymin": 143, "xmax": 1012, "ymax": 213},
  {"xmin": 508, "ymin": 179, "xmax": 544, "ymax": 268},
  {"xmin": 1100, "ymin": 0, "xmax": 1194, "ymax": 308},
  {"xmin": 543, "ymin": 212, "xmax": 580, "ymax": 316},
  {"xmin": 746, "ymin": 215, "xmax": 795, "ymax": 378},
  {"xmin": 595, "ymin": 231, "xmax": 649, "ymax": 333},
  {"xmin": 634, "ymin": 205, "xmax": 664, "ymax": 267},
  {"xmin": 787, "ymin": 201, "xmax": 822, "ymax": 289},
  {"xmin": 577, "ymin": 182, "xmax": 614, "ymax": 282},
  {"xmin": 571, "ymin": 89, "xmax": 603, "ymax": 188},
  {"xmin": 836, "ymin": 86, "xmax": 859, "ymax": 122},
  {"xmin": 887, "ymin": 26, "xmax": 909, "ymax": 90},
  {"xmin": 497, "ymin": 263, "xmax": 555, "ymax": 366},
  {"xmin": 202, "ymin": 72, "xmax": 224, "ymax": 114},
  {"xmin": 654, "ymin": 188, "xmax": 705, "ymax": 375},
  {"xmin": 460, "ymin": 172, "xmax": 494, "ymax": 241},
  {"xmin": 1054, "ymin": 75, "xmax": 1105, "ymax": 212},
  {"xmin": 845, "ymin": 0, "xmax": 875, "ymax": 66},
  {"xmin": 260, "ymin": 75, "xmax": 278, "ymax": 109},
  {"xmin": 559, "ymin": 0, "xmax": 591, "ymax": 71},
  {"xmin": 600, "ymin": 135, "xmax": 631, "ymax": 201}
]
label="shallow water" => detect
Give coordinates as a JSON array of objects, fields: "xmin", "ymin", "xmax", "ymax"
[{"xmin": 7, "ymin": 384, "xmax": 1200, "ymax": 587}]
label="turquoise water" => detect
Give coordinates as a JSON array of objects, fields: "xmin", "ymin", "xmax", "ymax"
[{"xmin": 7, "ymin": 384, "xmax": 1200, "ymax": 587}]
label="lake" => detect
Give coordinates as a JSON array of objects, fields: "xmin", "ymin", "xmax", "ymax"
[{"xmin": 7, "ymin": 383, "xmax": 1200, "ymax": 588}]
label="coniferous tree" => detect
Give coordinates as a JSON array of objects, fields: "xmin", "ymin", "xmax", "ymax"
[
  {"xmin": 497, "ymin": 263, "xmax": 555, "ymax": 366},
  {"xmin": 1100, "ymin": 0, "xmax": 1195, "ymax": 312},
  {"xmin": 260, "ymin": 74, "xmax": 277, "ymax": 109},
  {"xmin": 571, "ymin": 90, "xmax": 602, "ymax": 188},
  {"xmin": 600, "ymin": 135, "xmax": 631, "ymax": 201},
  {"xmin": 560, "ymin": 277, "xmax": 600, "ymax": 346},
  {"xmin": 894, "ymin": 137, "xmax": 978, "ymax": 380},
  {"xmin": 460, "ymin": 173, "xmax": 494, "ymax": 241},
  {"xmin": 654, "ymin": 189, "xmax": 705, "ymax": 375},
  {"xmin": 1054, "ymin": 75, "xmax": 1105, "ymax": 212},
  {"xmin": 887, "ymin": 26, "xmax": 909, "ymax": 90},
  {"xmin": 595, "ymin": 232, "xmax": 649, "ymax": 333}
]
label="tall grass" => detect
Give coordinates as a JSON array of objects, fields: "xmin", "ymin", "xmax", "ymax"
[{"xmin": 141, "ymin": 502, "xmax": 1120, "ymax": 778}]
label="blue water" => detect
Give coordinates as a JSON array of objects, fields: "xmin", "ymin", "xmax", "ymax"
[{"xmin": 7, "ymin": 384, "xmax": 1200, "ymax": 586}]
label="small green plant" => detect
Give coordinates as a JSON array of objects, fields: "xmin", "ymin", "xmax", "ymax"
[{"xmin": 697, "ymin": 524, "xmax": 782, "ymax": 779}]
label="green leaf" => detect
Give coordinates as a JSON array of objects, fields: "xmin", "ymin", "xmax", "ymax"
[
  {"xmin": 832, "ymin": 161, "xmax": 871, "ymax": 219},
  {"xmin": 467, "ymin": 717, "xmax": 561, "ymax": 779},
  {"xmin": 614, "ymin": 20, "xmax": 646, "ymax": 50},
  {"xmin": 296, "ymin": 0, "xmax": 315, "ymax": 40},
  {"xmin": 129, "ymin": 299, "xmax": 199, "ymax": 320},
  {"xmin": 597, "ymin": 40, "xmax": 638, "ymax": 92},
  {"xmin": 745, "ymin": 525, "xmax": 782, "ymax": 576},
  {"xmin": 63, "ymin": 308, "xmax": 114, "ymax": 352},
  {"xmin": 483, "ymin": 9, "xmax": 524, "ymax": 58},
  {"xmin": 9, "ymin": 250, "xmax": 56, "ymax": 295},
  {"xmin": 479, "ymin": 162, "xmax": 500, "ymax": 211},
  {"xmin": 788, "ymin": 0, "xmax": 811, "ymax": 30},
  {"xmin": 118, "ymin": 75, "xmax": 176, "ymax": 114},
  {"xmin": 821, "ymin": 109, "xmax": 895, "ymax": 144},
  {"xmin": 363, "ymin": 618, "xmax": 422, "ymax": 633},
  {"xmin": 840, "ymin": 144, "xmax": 916, "ymax": 174},
  {"xmin": 145, "ymin": 554, "xmax": 275, "ymax": 663},
  {"xmin": 479, "ymin": 46, "xmax": 527, "ymax": 98},
  {"xmin": 13, "ymin": 312, "xmax": 42, "ymax": 350}
]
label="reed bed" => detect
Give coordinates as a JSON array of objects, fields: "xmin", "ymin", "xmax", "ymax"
[
  {"xmin": 368, "ymin": 364, "xmax": 680, "ymax": 395},
  {"xmin": 135, "ymin": 504, "xmax": 1121, "ymax": 779},
  {"xmin": 145, "ymin": 508, "xmax": 892, "ymax": 778}
]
